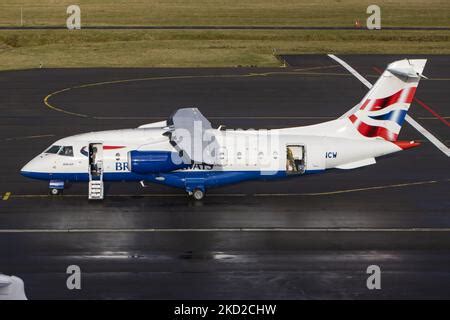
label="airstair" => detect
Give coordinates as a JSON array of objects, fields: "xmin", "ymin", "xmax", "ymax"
[
  {"xmin": 88, "ymin": 179, "xmax": 104, "ymax": 200},
  {"xmin": 88, "ymin": 143, "xmax": 104, "ymax": 200}
]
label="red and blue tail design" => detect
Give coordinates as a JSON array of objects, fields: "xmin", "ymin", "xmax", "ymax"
[
  {"xmin": 347, "ymin": 59, "xmax": 426, "ymax": 142},
  {"xmin": 349, "ymin": 86, "xmax": 416, "ymax": 141}
]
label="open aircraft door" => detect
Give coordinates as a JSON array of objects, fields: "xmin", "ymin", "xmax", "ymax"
[{"xmin": 88, "ymin": 143, "xmax": 104, "ymax": 200}]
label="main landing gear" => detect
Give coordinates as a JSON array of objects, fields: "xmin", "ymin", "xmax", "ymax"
[
  {"xmin": 185, "ymin": 179, "xmax": 206, "ymax": 201},
  {"xmin": 192, "ymin": 188, "xmax": 205, "ymax": 201},
  {"xmin": 187, "ymin": 188, "xmax": 205, "ymax": 201}
]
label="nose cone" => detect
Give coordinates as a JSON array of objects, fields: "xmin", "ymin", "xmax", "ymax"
[
  {"xmin": 20, "ymin": 157, "xmax": 42, "ymax": 179},
  {"xmin": 20, "ymin": 161, "xmax": 35, "ymax": 178},
  {"xmin": 21, "ymin": 162, "xmax": 31, "ymax": 173}
]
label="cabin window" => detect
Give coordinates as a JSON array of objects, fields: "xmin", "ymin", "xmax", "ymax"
[
  {"xmin": 59, "ymin": 146, "xmax": 74, "ymax": 157},
  {"xmin": 45, "ymin": 145, "xmax": 62, "ymax": 154}
]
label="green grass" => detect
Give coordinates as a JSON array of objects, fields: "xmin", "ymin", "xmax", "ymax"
[
  {"xmin": 0, "ymin": 30, "xmax": 448, "ymax": 70},
  {"xmin": 0, "ymin": 0, "xmax": 449, "ymax": 27},
  {"xmin": 0, "ymin": 1, "xmax": 449, "ymax": 69}
]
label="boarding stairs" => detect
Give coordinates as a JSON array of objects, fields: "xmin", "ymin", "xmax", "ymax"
[{"xmin": 88, "ymin": 161, "xmax": 104, "ymax": 200}]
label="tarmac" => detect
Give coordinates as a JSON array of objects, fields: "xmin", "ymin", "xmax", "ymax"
[{"xmin": 0, "ymin": 55, "xmax": 449, "ymax": 299}]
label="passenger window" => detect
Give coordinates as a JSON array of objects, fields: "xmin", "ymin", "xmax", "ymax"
[
  {"xmin": 45, "ymin": 145, "xmax": 62, "ymax": 154},
  {"xmin": 59, "ymin": 146, "xmax": 74, "ymax": 157}
]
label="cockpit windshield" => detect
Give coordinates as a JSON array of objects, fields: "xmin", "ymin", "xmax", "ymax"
[
  {"xmin": 59, "ymin": 146, "xmax": 74, "ymax": 157},
  {"xmin": 44, "ymin": 145, "xmax": 73, "ymax": 156},
  {"xmin": 45, "ymin": 145, "xmax": 62, "ymax": 154}
]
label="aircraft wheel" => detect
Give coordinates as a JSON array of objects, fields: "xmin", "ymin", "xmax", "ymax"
[
  {"xmin": 192, "ymin": 189, "xmax": 205, "ymax": 201},
  {"xmin": 50, "ymin": 188, "xmax": 62, "ymax": 196}
]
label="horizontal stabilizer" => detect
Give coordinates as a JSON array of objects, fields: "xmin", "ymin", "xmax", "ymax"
[{"xmin": 387, "ymin": 59, "xmax": 427, "ymax": 79}]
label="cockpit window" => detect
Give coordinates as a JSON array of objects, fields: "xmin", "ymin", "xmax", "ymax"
[
  {"xmin": 59, "ymin": 146, "xmax": 74, "ymax": 157},
  {"xmin": 45, "ymin": 145, "xmax": 62, "ymax": 154}
]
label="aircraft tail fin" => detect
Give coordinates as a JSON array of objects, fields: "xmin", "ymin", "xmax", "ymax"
[{"xmin": 345, "ymin": 59, "xmax": 426, "ymax": 142}]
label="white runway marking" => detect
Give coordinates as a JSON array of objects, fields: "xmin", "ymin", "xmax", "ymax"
[
  {"xmin": 0, "ymin": 228, "xmax": 449, "ymax": 233},
  {"xmin": 327, "ymin": 54, "xmax": 373, "ymax": 87},
  {"xmin": 328, "ymin": 54, "xmax": 450, "ymax": 157},
  {"xmin": 404, "ymin": 115, "xmax": 450, "ymax": 156}
]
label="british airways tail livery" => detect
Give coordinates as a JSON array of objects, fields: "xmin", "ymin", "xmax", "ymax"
[{"xmin": 21, "ymin": 59, "xmax": 427, "ymax": 200}]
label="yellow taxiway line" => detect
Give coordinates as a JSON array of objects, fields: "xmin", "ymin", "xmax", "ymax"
[
  {"xmin": 255, "ymin": 180, "xmax": 441, "ymax": 196},
  {"xmin": 2, "ymin": 192, "xmax": 11, "ymax": 201},
  {"xmin": 42, "ymin": 69, "xmax": 368, "ymax": 119}
]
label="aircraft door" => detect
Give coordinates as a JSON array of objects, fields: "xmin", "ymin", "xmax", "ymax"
[
  {"xmin": 286, "ymin": 145, "xmax": 306, "ymax": 174},
  {"xmin": 89, "ymin": 143, "xmax": 103, "ymax": 178}
]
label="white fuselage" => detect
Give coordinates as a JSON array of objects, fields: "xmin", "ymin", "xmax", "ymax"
[{"xmin": 21, "ymin": 118, "xmax": 403, "ymax": 189}]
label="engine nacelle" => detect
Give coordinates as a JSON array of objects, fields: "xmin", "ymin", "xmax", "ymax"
[{"xmin": 128, "ymin": 150, "xmax": 188, "ymax": 174}]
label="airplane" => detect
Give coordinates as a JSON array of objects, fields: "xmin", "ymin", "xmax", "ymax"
[
  {"xmin": 0, "ymin": 274, "xmax": 27, "ymax": 300},
  {"xmin": 21, "ymin": 59, "xmax": 427, "ymax": 200}
]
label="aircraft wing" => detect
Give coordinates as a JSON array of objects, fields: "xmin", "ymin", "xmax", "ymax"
[
  {"xmin": 164, "ymin": 108, "xmax": 219, "ymax": 165},
  {"xmin": 138, "ymin": 120, "xmax": 167, "ymax": 128}
]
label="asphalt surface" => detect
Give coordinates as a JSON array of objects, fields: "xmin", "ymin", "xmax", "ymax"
[{"xmin": 0, "ymin": 55, "xmax": 449, "ymax": 299}]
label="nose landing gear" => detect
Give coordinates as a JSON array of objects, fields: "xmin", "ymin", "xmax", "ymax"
[
  {"xmin": 49, "ymin": 180, "xmax": 64, "ymax": 196},
  {"xmin": 50, "ymin": 188, "xmax": 62, "ymax": 196}
]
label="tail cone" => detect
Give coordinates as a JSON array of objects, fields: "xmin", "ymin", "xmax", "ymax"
[{"xmin": 393, "ymin": 140, "xmax": 421, "ymax": 150}]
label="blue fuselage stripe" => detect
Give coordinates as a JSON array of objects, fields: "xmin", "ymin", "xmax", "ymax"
[{"xmin": 21, "ymin": 170, "xmax": 324, "ymax": 189}]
